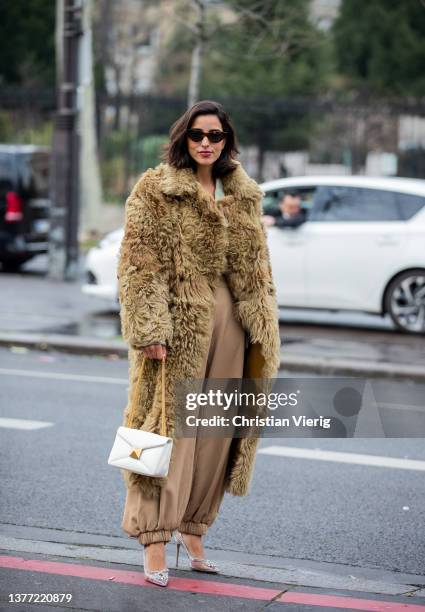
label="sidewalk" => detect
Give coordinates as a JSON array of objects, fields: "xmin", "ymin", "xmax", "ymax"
[
  {"xmin": 280, "ymin": 323, "xmax": 425, "ymax": 380},
  {"xmin": 2, "ymin": 532, "xmax": 425, "ymax": 612},
  {"xmin": 1, "ymin": 266, "xmax": 425, "ymax": 380}
]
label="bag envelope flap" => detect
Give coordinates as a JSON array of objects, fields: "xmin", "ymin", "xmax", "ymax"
[{"xmin": 116, "ymin": 426, "xmax": 171, "ymax": 451}]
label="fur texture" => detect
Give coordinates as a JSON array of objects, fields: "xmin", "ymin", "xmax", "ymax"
[{"xmin": 117, "ymin": 160, "xmax": 281, "ymax": 499}]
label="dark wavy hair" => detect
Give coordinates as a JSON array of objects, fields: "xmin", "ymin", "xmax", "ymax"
[{"xmin": 161, "ymin": 100, "xmax": 240, "ymax": 178}]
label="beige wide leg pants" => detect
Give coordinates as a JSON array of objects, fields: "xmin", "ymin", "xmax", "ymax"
[{"xmin": 121, "ymin": 275, "xmax": 246, "ymax": 545}]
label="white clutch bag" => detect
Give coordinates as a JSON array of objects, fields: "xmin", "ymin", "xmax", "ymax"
[{"xmin": 108, "ymin": 355, "xmax": 172, "ymax": 478}]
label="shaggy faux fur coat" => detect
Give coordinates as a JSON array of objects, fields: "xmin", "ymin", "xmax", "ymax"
[{"xmin": 117, "ymin": 159, "xmax": 281, "ymax": 499}]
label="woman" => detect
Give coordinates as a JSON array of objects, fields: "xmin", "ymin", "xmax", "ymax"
[{"xmin": 118, "ymin": 100, "xmax": 280, "ymax": 587}]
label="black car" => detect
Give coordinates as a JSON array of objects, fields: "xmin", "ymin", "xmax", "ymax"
[{"xmin": 0, "ymin": 144, "xmax": 50, "ymax": 271}]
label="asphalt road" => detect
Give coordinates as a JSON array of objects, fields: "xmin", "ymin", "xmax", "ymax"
[{"xmin": 1, "ymin": 345, "xmax": 424, "ymax": 578}]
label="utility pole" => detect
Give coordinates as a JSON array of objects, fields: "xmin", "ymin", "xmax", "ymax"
[
  {"xmin": 79, "ymin": 0, "xmax": 102, "ymax": 239},
  {"xmin": 48, "ymin": 0, "xmax": 83, "ymax": 281}
]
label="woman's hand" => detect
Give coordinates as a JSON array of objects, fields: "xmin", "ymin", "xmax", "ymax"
[{"xmin": 142, "ymin": 343, "xmax": 167, "ymax": 360}]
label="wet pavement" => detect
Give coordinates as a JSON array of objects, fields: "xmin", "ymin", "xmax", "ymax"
[
  {"xmin": 280, "ymin": 323, "xmax": 425, "ymax": 369},
  {"xmin": 38, "ymin": 310, "xmax": 121, "ymax": 339}
]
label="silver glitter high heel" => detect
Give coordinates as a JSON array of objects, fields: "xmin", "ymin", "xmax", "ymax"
[
  {"xmin": 143, "ymin": 546, "xmax": 169, "ymax": 587},
  {"xmin": 174, "ymin": 531, "xmax": 219, "ymax": 574}
]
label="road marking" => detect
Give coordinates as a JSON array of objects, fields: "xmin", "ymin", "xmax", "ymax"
[
  {"xmin": 1, "ymin": 556, "xmax": 424, "ymax": 610},
  {"xmin": 0, "ymin": 367, "xmax": 127, "ymax": 385},
  {"xmin": 0, "ymin": 417, "xmax": 53, "ymax": 430},
  {"xmin": 258, "ymin": 446, "xmax": 425, "ymax": 471}
]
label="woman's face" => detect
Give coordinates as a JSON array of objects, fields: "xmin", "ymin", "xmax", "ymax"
[{"xmin": 187, "ymin": 114, "xmax": 227, "ymax": 169}]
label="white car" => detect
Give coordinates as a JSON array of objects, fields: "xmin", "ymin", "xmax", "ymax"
[
  {"xmin": 82, "ymin": 228, "xmax": 124, "ymax": 301},
  {"xmin": 82, "ymin": 175, "xmax": 425, "ymax": 334}
]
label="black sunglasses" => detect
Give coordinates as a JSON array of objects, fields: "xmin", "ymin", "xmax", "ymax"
[{"xmin": 187, "ymin": 128, "xmax": 228, "ymax": 143}]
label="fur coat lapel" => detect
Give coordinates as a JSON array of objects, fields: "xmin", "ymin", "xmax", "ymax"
[
  {"xmin": 158, "ymin": 159, "xmax": 263, "ymax": 199},
  {"xmin": 158, "ymin": 160, "xmax": 264, "ymax": 215}
]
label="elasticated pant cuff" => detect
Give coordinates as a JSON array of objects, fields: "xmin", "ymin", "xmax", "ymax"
[
  {"xmin": 138, "ymin": 529, "xmax": 173, "ymax": 545},
  {"xmin": 179, "ymin": 521, "xmax": 208, "ymax": 536}
]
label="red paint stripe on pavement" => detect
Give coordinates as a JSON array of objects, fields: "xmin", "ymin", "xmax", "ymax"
[
  {"xmin": 1, "ymin": 555, "xmax": 425, "ymax": 611},
  {"xmin": 0, "ymin": 556, "xmax": 279, "ymax": 601},
  {"xmin": 279, "ymin": 591, "xmax": 425, "ymax": 611}
]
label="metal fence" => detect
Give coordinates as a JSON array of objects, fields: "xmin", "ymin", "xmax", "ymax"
[{"xmin": 1, "ymin": 88, "xmax": 425, "ymax": 200}]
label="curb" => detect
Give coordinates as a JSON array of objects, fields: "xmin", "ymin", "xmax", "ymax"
[
  {"xmin": 1, "ymin": 535, "xmax": 424, "ymax": 599},
  {"xmin": 1, "ymin": 331, "xmax": 425, "ymax": 381},
  {"xmin": 280, "ymin": 352, "xmax": 425, "ymax": 381},
  {"xmin": 0, "ymin": 332, "xmax": 128, "ymax": 358}
]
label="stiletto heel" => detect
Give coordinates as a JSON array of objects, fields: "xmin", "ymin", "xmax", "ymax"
[
  {"xmin": 174, "ymin": 531, "xmax": 219, "ymax": 574},
  {"xmin": 175, "ymin": 541, "xmax": 181, "ymax": 568},
  {"xmin": 143, "ymin": 546, "xmax": 169, "ymax": 587}
]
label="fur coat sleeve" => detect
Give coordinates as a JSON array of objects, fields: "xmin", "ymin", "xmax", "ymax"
[{"xmin": 117, "ymin": 170, "xmax": 173, "ymax": 350}]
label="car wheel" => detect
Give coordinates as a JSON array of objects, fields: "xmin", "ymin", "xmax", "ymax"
[
  {"xmin": 1, "ymin": 260, "xmax": 24, "ymax": 273},
  {"xmin": 385, "ymin": 269, "xmax": 425, "ymax": 334}
]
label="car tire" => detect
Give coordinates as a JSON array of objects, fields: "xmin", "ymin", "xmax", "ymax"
[
  {"xmin": 0, "ymin": 260, "xmax": 26, "ymax": 273},
  {"xmin": 385, "ymin": 269, "xmax": 425, "ymax": 334}
]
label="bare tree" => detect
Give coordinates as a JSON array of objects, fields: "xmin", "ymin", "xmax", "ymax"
[
  {"xmin": 171, "ymin": 0, "xmax": 323, "ymax": 107},
  {"xmin": 187, "ymin": 0, "xmax": 207, "ymax": 107},
  {"xmin": 93, "ymin": 0, "xmax": 148, "ymax": 131}
]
